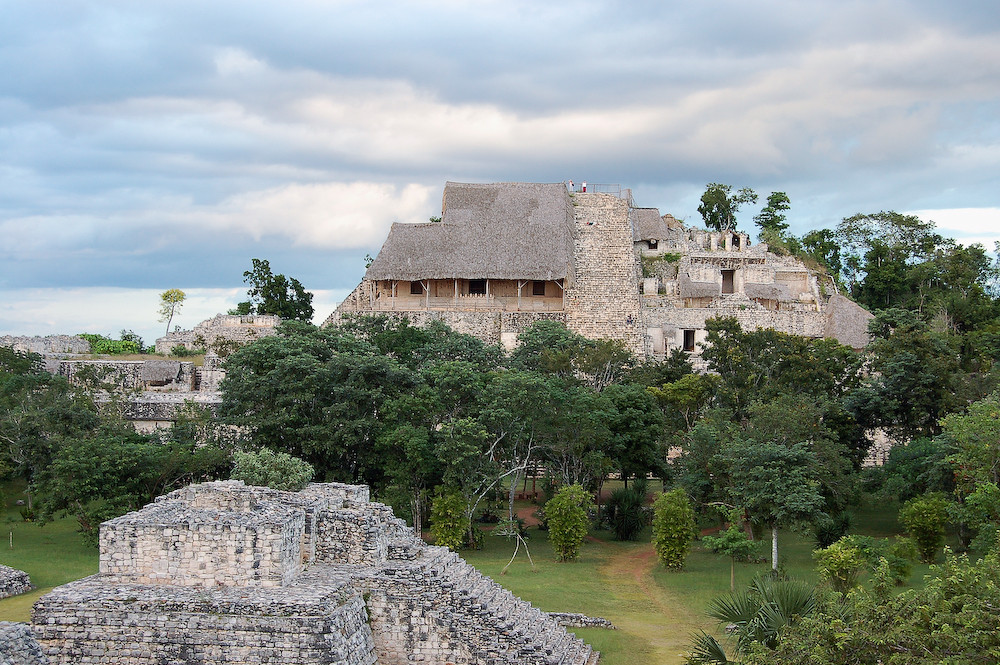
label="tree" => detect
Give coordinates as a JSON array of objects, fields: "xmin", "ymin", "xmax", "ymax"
[
  {"xmin": 698, "ymin": 183, "xmax": 758, "ymax": 232},
  {"xmin": 234, "ymin": 258, "xmax": 314, "ymax": 321},
  {"xmin": 723, "ymin": 440, "xmax": 825, "ymax": 571},
  {"xmin": 753, "ymin": 192, "xmax": 791, "ymax": 237},
  {"xmin": 800, "ymin": 228, "xmax": 843, "ymax": 281},
  {"xmin": 702, "ymin": 508, "xmax": 760, "ymax": 591},
  {"xmin": 545, "ymin": 484, "xmax": 593, "ymax": 562},
  {"xmin": 231, "ymin": 448, "xmax": 314, "ymax": 491},
  {"xmin": 652, "ymin": 488, "xmax": 697, "ymax": 570},
  {"xmin": 158, "ymin": 289, "xmax": 186, "ymax": 334},
  {"xmin": 219, "ymin": 320, "xmax": 415, "ymax": 484},
  {"xmin": 899, "ymin": 493, "xmax": 950, "ymax": 563}
]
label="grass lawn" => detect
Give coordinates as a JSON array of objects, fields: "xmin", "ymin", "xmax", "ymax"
[
  {"xmin": 0, "ymin": 483, "xmax": 926, "ymax": 665},
  {"xmin": 0, "ymin": 482, "xmax": 99, "ymax": 622},
  {"xmin": 461, "ymin": 497, "xmax": 925, "ymax": 665}
]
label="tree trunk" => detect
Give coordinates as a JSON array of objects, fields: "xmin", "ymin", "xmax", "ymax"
[{"xmin": 771, "ymin": 525, "xmax": 779, "ymax": 571}]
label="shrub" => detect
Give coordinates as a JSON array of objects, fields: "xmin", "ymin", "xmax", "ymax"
[
  {"xmin": 605, "ymin": 480, "xmax": 648, "ymax": 541},
  {"xmin": 231, "ymin": 448, "xmax": 313, "ymax": 491},
  {"xmin": 545, "ymin": 484, "xmax": 594, "ymax": 562},
  {"xmin": 899, "ymin": 493, "xmax": 950, "ymax": 563},
  {"xmin": 170, "ymin": 344, "xmax": 205, "ymax": 357},
  {"xmin": 652, "ymin": 488, "xmax": 697, "ymax": 570},
  {"xmin": 814, "ymin": 540, "xmax": 867, "ymax": 592},
  {"xmin": 78, "ymin": 333, "xmax": 139, "ymax": 355},
  {"xmin": 813, "ymin": 511, "xmax": 851, "ymax": 548},
  {"xmin": 430, "ymin": 489, "xmax": 469, "ymax": 552}
]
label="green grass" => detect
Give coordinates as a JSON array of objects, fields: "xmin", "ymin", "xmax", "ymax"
[
  {"xmin": 0, "ymin": 482, "xmax": 99, "ymax": 622},
  {"xmin": 0, "ymin": 483, "xmax": 929, "ymax": 664}
]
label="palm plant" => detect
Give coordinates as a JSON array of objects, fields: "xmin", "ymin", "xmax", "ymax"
[{"xmin": 685, "ymin": 575, "xmax": 816, "ymax": 664}]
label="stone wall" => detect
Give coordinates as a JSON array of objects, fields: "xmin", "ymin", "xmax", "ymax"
[
  {"xmin": 32, "ymin": 481, "xmax": 597, "ymax": 665},
  {"xmin": 0, "ymin": 335, "xmax": 89, "ymax": 355},
  {"xmin": 154, "ymin": 314, "xmax": 280, "ymax": 355},
  {"xmin": 0, "ymin": 566, "xmax": 32, "ymax": 600},
  {"xmin": 564, "ymin": 192, "xmax": 644, "ymax": 356},
  {"xmin": 57, "ymin": 360, "xmax": 195, "ymax": 393},
  {"xmin": 0, "ymin": 622, "xmax": 47, "ymax": 665}
]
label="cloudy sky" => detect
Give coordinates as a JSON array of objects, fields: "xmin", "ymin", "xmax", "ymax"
[{"xmin": 2, "ymin": 0, "xmax": 999, "ymax": 346}]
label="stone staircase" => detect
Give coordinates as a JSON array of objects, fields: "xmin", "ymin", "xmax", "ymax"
[{"xmin": 370, "ymin": 539, "xmax": 597, "ymax": 665}]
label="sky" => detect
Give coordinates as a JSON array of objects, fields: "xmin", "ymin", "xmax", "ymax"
[{"xmin": 2, "ymin": 0, "xmax": 999, "ymax": 347}]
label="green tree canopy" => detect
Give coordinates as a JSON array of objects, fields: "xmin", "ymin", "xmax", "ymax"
[
  {"xmin": 698, "ymin": 183, "xmax": 758, "ymax": 231},
  {"xmin": 233, "ymin": 258, "xmax": 314, "ymax": 321}
]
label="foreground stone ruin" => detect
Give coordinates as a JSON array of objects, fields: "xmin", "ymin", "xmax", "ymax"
[{"xmin": 28, "ymin": 481, "xmax": 598, "ymax": 665}]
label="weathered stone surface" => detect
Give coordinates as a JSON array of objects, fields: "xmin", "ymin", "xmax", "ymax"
[
  {"xmin": 0, "ymin": 622, "xmax": 47, "ymax": 665},
  {"xmin": 0, "ymin": 336, "xmax": 89, "ymax": 355},
  {"xmin": 155, "ymin": 314, "xmax": 280, "ymax": 355},
  {"xmin": 0, "ymin": 566, "xmax": 32, "ymax": 600},
  {"xmin": 31, "ymin": 481, "xmax": 597, "ymax": 665}
]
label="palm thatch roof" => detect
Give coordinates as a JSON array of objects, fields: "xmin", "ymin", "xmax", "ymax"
[
  {"xmin": 631, "ymin": 208, "xmax": 669, "ymax": 242},
  {"xmin": 365, "ymin": 182, "xmax": 575, "ymax": 281},
  {"xmin": 678, "ymin": 272, "xmax": 721, "ymax": 298}
]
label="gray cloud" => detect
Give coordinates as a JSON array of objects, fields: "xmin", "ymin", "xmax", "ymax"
[{"xmin": 1, "ymin": 0, "xmax": 999, "ymax": 336}]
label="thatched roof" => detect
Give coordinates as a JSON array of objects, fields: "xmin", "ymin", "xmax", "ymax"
[
  {"xmin": 141, "ymin": 360, "xmax": 181, "ymax": 383},
  {"xmin": 824, "ymin": 295, "xmax": 874, "ymax": 349},
  {"xmin": 365, "ymin": 182, "xmax": 575, "ymax": 281},
  {"xmin": 745, "ymin": 283, "xmax": 790, "ymax": 301},
  {"xmin": 631, "ymin": 208, "xmax": 669, "ymax": 242},
  {"xmin": 678, "ymin": 272, "xmax": 721, "ymax": 299}
]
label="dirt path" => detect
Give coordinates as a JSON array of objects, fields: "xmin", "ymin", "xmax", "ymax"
[
  {"xmin": 515, "ymin": 504, "xmax": 541, "ymax": 527},
  {"xmin": 598, "ymin": 543, "xmax": 704, "ymax": 665}
]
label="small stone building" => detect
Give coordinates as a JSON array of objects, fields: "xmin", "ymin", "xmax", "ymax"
[
  {"xmin": 330, "ymin": 182, "xmax": 871, "ymax": 359},
  {"xmin": 30, "ymin": 481, "xmax": 598, "ymax": 665}
]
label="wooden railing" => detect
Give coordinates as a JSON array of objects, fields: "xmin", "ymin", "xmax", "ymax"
[{"xmin": 365, "ymin": 295, "xmax": 564, "ymax": 312}]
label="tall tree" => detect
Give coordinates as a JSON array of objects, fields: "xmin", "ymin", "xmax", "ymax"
[
  {"xmin": 234, "ymin": 258, "xmax": 314, "ymax": 321},
  {"xmin": 158, "ymin": 289, "xmax": 186, "ymax": 334},
  {"xmin": 698, "ymin": 183, "xmax": 758, "ymax": 231},
  {"xmin": 753, "ymin": 191, "xmax": 791, "ymax": 237}
]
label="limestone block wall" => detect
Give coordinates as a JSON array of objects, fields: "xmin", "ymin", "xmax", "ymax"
[
  {"xmin": 327, "ymin": 308, "xmax": 569, "ymax": 350},
  {"xmin": 32, "ymin": 581, "xmax": 376, "ymax": 665},
  {"xmin": 154, "ymin": 314, "xmax": 280, "ymax": 355},
  {"xmin": 0, "ymin": 566, "xmax": 32, "ymax": 600},
  {"xmin": 0, "ymin": 622, "xmax": 47, "ymax": 665},
  {"xmin": 564, "ymin": 193, "xmax": 644, "ymax": 356},
  {"xmin": 0, "ymin": 335, "xmax": 90, "ymax": 355},
  {"xmin": 57, "ymin": 360, "xmax": 195, "ymax": 392},
  {"xmin": 100, "ymin": 496, "xmax": 305, "ymax": 588}
]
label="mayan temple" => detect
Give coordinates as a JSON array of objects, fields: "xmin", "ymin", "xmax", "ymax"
[
  {"xmin": 21, "ymin": 481, "xmax": 598, "ymax": 665},
  {"xmin": 330, "ymin": 181, "xmax": 872, "ymax": 358}
]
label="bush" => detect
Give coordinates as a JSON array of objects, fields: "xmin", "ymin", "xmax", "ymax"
[
  {"xmin": 899, "ymin": 493, "xmax": 950, "ymax": 563},
  {"xmin": 651, "ymin": 488, "xmax": 697, "ymax": 570},
  {"xmin": 231, "ymin": 448, "xmax": 313, "ymax": 491},
  {"xmin": 78, "ymin": 333, "xmax": 139, "ymax": 355},
  {"xmin": 545, "ymin": 484, "xmax": 594, "ymax": 562},
  {"xmin": 813, "ymin": 511, "xmax": 852, "ymax": 548},
  {"xmin": 814, "ymin": 540, "xmax": 867, "ymax": 592},
  {"xmin": 430, "ymin": 489, "xmax": 470, "ymax": 552},
  {"xmin": 605, "ymin": 479, "xmax": 648, "ymax": 541}
]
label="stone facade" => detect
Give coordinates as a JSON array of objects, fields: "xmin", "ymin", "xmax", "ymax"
[
  {"xmin": 30, "ymin": 481, "xmax": 598, "ymax": 665},
  {"xmin": 0, "ymin": 566, "xmax": 32, "ymax": 601},
  {"xmin": 154, "ymin": 314, "xmax": 280, "ymax": 355},
  {"xmin": 0, "ymin": 335, "xmax": 89, "ymax": 355},
  {"xmin": 329, "ymin": 182, "xmax": 872, "ymax": 358},
  {"xmin": 0, "ymin": 622, "xmax": 47, "ymax": 665}
]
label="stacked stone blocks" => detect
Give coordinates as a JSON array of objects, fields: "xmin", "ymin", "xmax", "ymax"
[{"xmin": 32, "ymin": 481, "xmax": 597, "ymax": 665}]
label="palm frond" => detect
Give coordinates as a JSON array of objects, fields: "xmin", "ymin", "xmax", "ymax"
[{"xmin": 685, "ymin": 631, "xmax": 732, "ymax": 665}]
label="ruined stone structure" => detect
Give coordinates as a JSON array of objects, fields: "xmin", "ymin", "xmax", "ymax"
[
  {"xmin": 0, "ymin": 335, "xmax": 89, "ymax": 355},
  {"xmin": 54, "ymin": 356, "xmax": 223, "ymax": 432},
  {"xmin": 154, "ymin": 314, "xmax": 280, "ymax": 355},
  {"xmin": 29, "ymin": 481, "xmax": 598, "ymax": 665},
  {"xmin": 0, "ymin": 566, "xmax": 32, "ymax": 601},
  {"xmin": 330, "ymin": 182, "xmax": 872, "ymax": 358}
]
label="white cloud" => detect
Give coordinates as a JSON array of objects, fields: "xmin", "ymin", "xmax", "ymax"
[
  {"xmin": 906, "ymin": 207, "xmax": 1000, "ymax": 249},
  {"xmin": 0, "ymin": 287, "xmax": 351, "ymax": 345}
]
